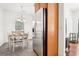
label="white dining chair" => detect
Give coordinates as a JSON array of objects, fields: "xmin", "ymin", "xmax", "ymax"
[{"xmin": 8, "ymin": 32, "xmax": 24, "ymax": 52}]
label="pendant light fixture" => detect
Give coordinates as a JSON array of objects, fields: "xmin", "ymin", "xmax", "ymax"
[{"xmin": 17, "ymin": 5, "xmax": 24, "ymax": 22}]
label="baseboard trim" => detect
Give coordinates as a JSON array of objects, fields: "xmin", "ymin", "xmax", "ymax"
[{"xmin": 0, "ymin": 42, "xmax": 8, "ymax": 47}]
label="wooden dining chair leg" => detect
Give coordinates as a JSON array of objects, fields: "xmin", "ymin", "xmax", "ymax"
[
  {"xmin": 24, "ymin": 39, "xmax": 27, "ymax": 48},
  {"xmin": 27, "ymin": 39, "xmax": 28, "ymax": 48},
  {"xmin": 22, "ymin": 40, "xmax": 24, "ymax": 49},
  {"xmin": 25, "ymin": 39, "xmax": 28, "ymax": 48},
  {"xmin": 12, "ymin": 42, "xmax": 14, "ymax": 52},
  {"xmin": 9, "ymin": 41, "xmax": 11, "ymax": 50},
  {"xmin": 8, "ymin": 37, "xmax": 11, "ymax": 50}
]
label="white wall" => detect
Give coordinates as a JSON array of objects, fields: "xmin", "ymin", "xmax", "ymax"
[
  {"xmin": 3, "ymin": 10, "xmax": 17, "ymax": 42},
  {"xmin": 0, "ymin": 8, "xmax": 5, "ymax": 46},
  {"xmin": 72, "ymin": 11, "xmax": 79, "ymax": 33},
  {"xmin": 64, "ymin": 4, "xmax": 73, "ymax": 37}
]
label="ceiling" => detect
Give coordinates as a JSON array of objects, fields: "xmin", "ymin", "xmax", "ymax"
[{"xmin": 0, "ymin": 3, "xmax": 35, "ymax": 15}]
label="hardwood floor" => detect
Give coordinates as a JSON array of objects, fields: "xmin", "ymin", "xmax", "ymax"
[
  {"xmin": 0, "ymin": 40, "xmax": 37, "ymax": 56},
  {"xmin": 66, "ymin": 42, "xmax": 79, "ymax": 56},
  {"xmin": 69, "ymin": 43, "xmax": 78, "ymax": 56}
]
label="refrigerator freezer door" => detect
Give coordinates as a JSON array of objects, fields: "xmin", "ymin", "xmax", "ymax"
[{"xmin": 33, "ymin": 8, "xmax": 44, "ymax": 56}]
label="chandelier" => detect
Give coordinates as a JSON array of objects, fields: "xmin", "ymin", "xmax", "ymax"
[{"xmin": 17, "ymin": 5, "xmax": 24, "ymax": 22}]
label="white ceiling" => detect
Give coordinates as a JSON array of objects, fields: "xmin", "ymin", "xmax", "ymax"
[{"xmin": 0, "ymin": 3, "xmax": 35, "ymax": 15}]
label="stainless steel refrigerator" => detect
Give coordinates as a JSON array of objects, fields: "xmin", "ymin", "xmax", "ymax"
[{"xmin": 33, "ymin": 8, "xmax": 47, "ymax": 56}]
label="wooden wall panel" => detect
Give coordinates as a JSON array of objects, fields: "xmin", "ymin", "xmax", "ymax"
[
  {"xmin": 40, "ymin": 3, "xmax": 48, "ymax": 8},
  {"xmin": 34, "ymin": 3, "xmax": 48, "ymax": 12},
  {"xmin": 47, "ymin": 3, "xmax": 58, "ymax": 56}
]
